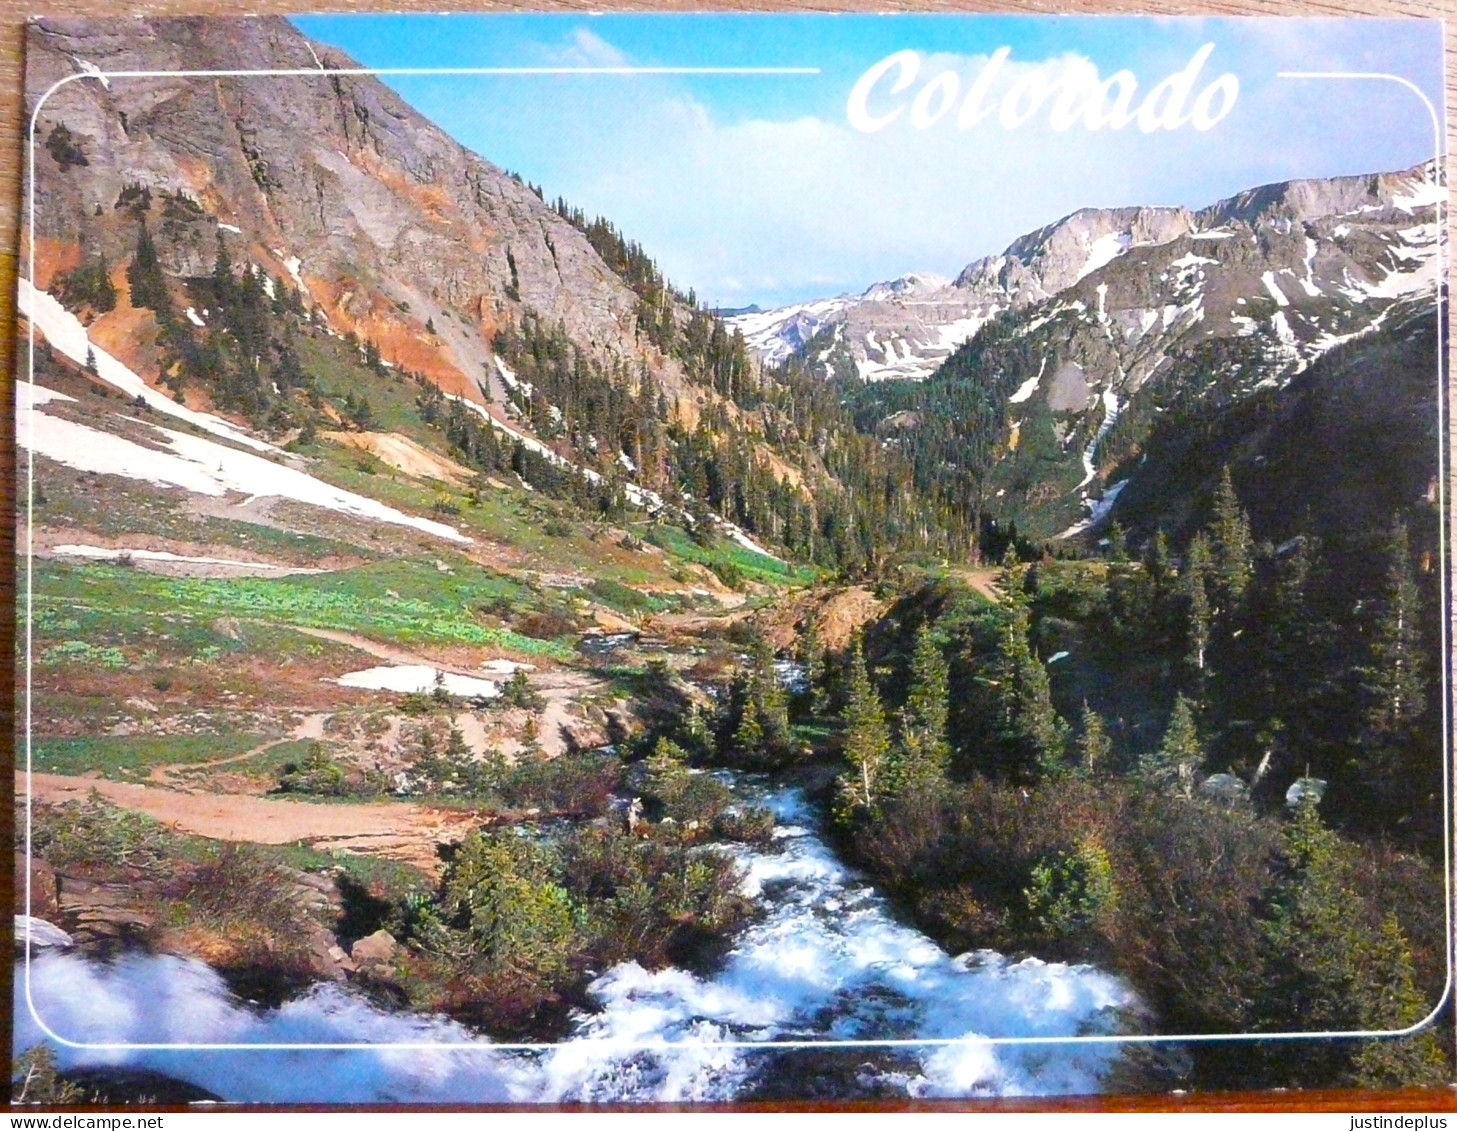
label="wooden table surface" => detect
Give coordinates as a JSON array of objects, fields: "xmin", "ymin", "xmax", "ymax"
[{"xmin": 1, "ymin": 0, "xmax": 1455, "ymax": 1111}]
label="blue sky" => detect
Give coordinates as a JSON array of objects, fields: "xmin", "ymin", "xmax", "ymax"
[{"xmin": 292, "ymin": 14, "xmax": 1444, "ymax": 309}]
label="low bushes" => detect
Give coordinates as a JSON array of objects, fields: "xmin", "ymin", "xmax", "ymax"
[{"xmin": 391, "ymin": 823, "xmax": 752, "ymax": 1036}]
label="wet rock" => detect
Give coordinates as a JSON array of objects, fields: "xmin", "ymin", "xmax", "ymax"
[
  {"xmin": 306, "ymin": 928, "xmax": 354, "ymax": 979},
  {"xmin": 13, "ymin": 914, "xmax": 74, "ymax": 952}
]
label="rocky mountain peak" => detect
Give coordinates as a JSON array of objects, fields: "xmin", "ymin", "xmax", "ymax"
[
  {"xmin": 972, "ymin": 204, "xmax": 1197, "ymax": 298},
  {"xmin": 731, "ymin": 161, "xmax": 1440, "ymax": 388},
  {"xmin": 25, "ymin": 15, "xmax": 677, "ymax": 406},
  {"xmin": 1200, "ymin": 161, "xmax": 1443, "ymax": 230}
]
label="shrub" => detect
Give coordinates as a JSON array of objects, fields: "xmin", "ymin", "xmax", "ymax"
[
  {"xmin": 402, "ymin": 830, "xmax": 583, "ymax": 1033},
  {"xmin": 31, "ymin": 792, "xmax": 170, "ymax": 872},
  {"xmin": 276, "ymin": 742, "xmax": 349, "ymax": 796},
  {"xmin": 516, "ymin": 610, "xmax": 581, "ymax": 639},
  {"xmin": 712, "ymin": 804, "xmax": 777, "ymax": 846},
  {"xmin": 53, "ymin": 254, "xmax": 116, "ymax": 314},
  {"xmin": 44, "ymin": 123, "xmax": 88, "ymax": 170},
  {"xmin": 499, "ymin": 752, "xmax": 623, "ymax": 817},
  {"xmin": 1024, "ymin": 838, "xmax": 1118, "ymax": 939},
  {"xmin": 501, "ymin": 668, "xmax": 543, "ymax": 710}
]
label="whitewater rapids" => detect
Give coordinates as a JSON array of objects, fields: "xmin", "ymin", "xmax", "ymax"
[{"xmin": 15, "ymin": 785, "xmax": 1139, "ymax": 1101}]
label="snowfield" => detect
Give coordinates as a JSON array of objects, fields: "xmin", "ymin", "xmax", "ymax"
[
  {"xmin": 20, "ymin": 281, "xmax": 278, "ymax": 454},
  {"xmin": 17, "ymin": 384, "xmax": 470, "ymax": 544},
  {"xmin": 332, "ymin": 665, "xmax": 500, "ymax": 698}
]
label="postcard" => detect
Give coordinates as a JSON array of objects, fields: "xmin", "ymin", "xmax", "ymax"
[{"xmin": 12, "ymin": 12, "xmax": 1452, "ymax": 1104}]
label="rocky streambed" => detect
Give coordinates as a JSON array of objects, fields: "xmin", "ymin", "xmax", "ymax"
[{"xmin": 14, "ymin": 775, "xmax": 1144, "ymax": 1102}]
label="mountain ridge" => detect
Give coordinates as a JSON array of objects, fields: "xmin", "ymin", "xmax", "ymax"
[{"xmin": 729, "ymin": 162, "xmax": 1442, "ymax": 386}]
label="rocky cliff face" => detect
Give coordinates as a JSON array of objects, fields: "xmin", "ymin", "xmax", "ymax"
[
  {"xmin": 731, "ymin": 165, "xmax": 1442, "ymax": 388},
  {"xmin": 25, "ymin": 16, "xmax": 671, "ymax": 404}
]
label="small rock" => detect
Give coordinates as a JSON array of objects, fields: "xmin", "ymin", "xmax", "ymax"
[
  {"xmin": 13, "ymin": 914, "xmax": 74, "ymax": 952},
  {"xmin": 349, "ymin": 929, "xmax": 398, "ymax": 964}
]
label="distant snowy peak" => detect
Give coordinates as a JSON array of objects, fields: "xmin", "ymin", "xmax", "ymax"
[
  {"xmin": 970, "ymin": 205, "xmax": 1195, "ymax": 298},
  {"xmin": 728, "ymin": 296, "xmax": 856, "ymax": 364},
  {"xmin": 730, "ymin": 161, "xmax": 1442, "ymax": 386},
  {"xmin": 727, "ymin": 282, "xmax": 1000, "ymax": 383},
  {"xmin": 727, "ymin": 272, "xmax": 958, "ymax": 367},
  {"xmin": 859, "ymin": 271, "xmax": 954, "ymax": 302}
]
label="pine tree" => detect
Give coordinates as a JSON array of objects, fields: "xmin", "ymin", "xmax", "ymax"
[
  {"xmin": 896, "ymin": 623, "xmax": 950, "ymax": 789},
  {"xmin": 732, "ymin": 697, "xmax": 764, "ymax": 758},
  {"xmin": 1184, "ymin": 532, "xmax": 1213, "ymax": 676},
  {"xmin": 992, "ymin": 605, "xmax": 1066, "ymax": 780},
  {"xmin": 1076, "ymin": 702, "xmax": 1112, "ymax": 777},
  {"xmin": 1143, "ymin": 528, "xmax": 1173, "ymax": 596},
  {"xmin": 1210, "ymin": 466, "xmax": 1252, "ymax": 608},
  {"xmin": 798, "ymin": 615, "xmax": 827, "ymax": 717},
  {"xmin": 211, "ymin": 231, "xmax": 234, "ymax": 312},
  {"xmin": 1140, "ymin": 693, "xmax": 1202, "ymax": 798},
  {"xmin": 1105, "ymin": 521, "xmax": 1128, "ymax": 563},
  {"xmin": 1347, "ymin": 914, "xmax": 1448, "ymax": 1086},
  {"xmin": 837, "ymin": 636, "xmax": 891, "ymax": 817},
  {"xmin": 1361, "ymin": 520, "xmax": 1425, "ymax": 737},
  {"xmin": 126, "ymin": 221, "xmax": 173, "ymax": 321},
  {"xmin": 999, "ymin": 544, "xmax": 1031, "ymax": 612},
  {"xmin": 749, "ymin": 632, "xmax": 790, "ymax": 746},
  {"xmin": 83, "ymin": 345, "xmax": 97, "ymax": 375},
  {"xmin": 1257, "ymin": 798, "xmax": 1445, "ymax": 1086},
  {"xmin": 646, "ymin": 736, "xmax": 690, "ymax": 810}
]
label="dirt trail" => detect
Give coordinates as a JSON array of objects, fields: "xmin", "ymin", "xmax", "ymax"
[
  {"xmin": 949, "ymin": 567, "xmax": 1003, "ymax": 604},
  {"xmin": 22, "ymin": 771, "xmax": 467, "ymax": 873},
  {"xmin": 293, "ymin": 626, "xmax": 488, "ymax": 676},
  {"xmin": 147, "ymin": 713, "xmax": 332, "ymax": 785},
  {"xmin": 299, "ymin": 626, "xmax": 612, "ymax": 759}
]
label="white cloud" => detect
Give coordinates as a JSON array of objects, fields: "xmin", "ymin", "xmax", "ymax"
[
  {"xmin": 566, "ymin": 62, "xmax": 1231, "ymax": 306},
  {"xmin": 560, "ymin": 28, "xmax": 630, "ymax": 69},
  {"xmin": 435, "ymin": 32, "xmax": 1437, "ymax": 309}
]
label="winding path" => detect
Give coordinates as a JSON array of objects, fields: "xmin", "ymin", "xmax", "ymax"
[
  {"xmin": 20, "ymin": 771, "xmax": 469, "ymax": 874},
  {"xmin": 147, "ymin": 713, "xmax": 330, "ymax": 785}
]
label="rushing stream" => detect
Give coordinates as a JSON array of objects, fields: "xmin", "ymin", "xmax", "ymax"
[{"xmin": 15, "ymin": 783, "xmax": 1140, "ymax": 1101}]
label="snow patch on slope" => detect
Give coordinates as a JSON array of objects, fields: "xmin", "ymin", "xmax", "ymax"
[
  {"xmin": 333, "ymin": 665, "xmax": 499, "ymax": 699},
  {"xmin": 18, "ymin": 385, "xmax": 469, "ymax": 543},
  {"xmin": 1260, "ymin": 272, "xmax": 1290, "ymax": 307},
  {"xmin": 1008, "ymin": 357, "xmax": 1047, "ymax": 405},
  {"xmin": 1077, "ymin": 232, "xmax": 1131, "ymax": 281},
  {"xmin": 20, "ymin": 281, "xmax": 277, "ymax": 455}
]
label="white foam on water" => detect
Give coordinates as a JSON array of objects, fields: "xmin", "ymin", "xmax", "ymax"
[{"xmin": 17, "ymin": 785, "xmax": 1136, "ymax": 1101}]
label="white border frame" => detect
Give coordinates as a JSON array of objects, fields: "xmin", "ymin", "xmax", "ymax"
[{"xmin": 15, "ymin": 29, "xmax": 1456, "ymax": 1065}]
